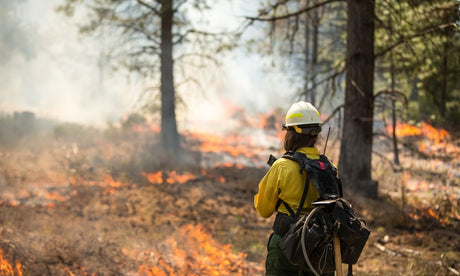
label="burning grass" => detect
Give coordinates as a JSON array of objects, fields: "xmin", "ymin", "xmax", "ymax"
[
  {"xmin": 386, "ymin": 121, "xmax": 457, "ymax": 157},
  {"xmin": 0, "ymin": 113, "xmax": 271, "ymax": 275},
  {"xmin": 372, "ymin": 121, "xmax": 460, "ymax": 230},
  {"xmin": 141, "ymin": 171, "xmax": 196, "ymax": 185},
  {"xmin": 0, "ymin": 166, "xmax": 266, "ymax": 275},
  {"xmin": 0, "ymin": 113, "xmax": 458, "ymax": 275},
  {"xmin": 138, "ymin": 224, "xmax": 262, "ymax": 276},
  {"xmin": 0, "ymin": 249, "xmax": 22, "ymax": 276}
]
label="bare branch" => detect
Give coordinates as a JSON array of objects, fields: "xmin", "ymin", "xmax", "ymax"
[
  {"xmin": 173, "ymin": 29, "xmax": 232, "ymax": 45},
  {"xmin": 176, "ymin": 53, "xmax": 220, "ymax": 67},
  {"xmin": 304, "ymin": 64, "xmax": 346, "ymax": 96},
  {"xmin": 173, "ymin": 0, "xmax": 187, "ymax": 13},
  {"xmin": 245, "ymin": 0, "xmax": 344, "ymax": 22},
  {"xmin": 113, "ymin": 22, "xmax": 161, "ymax": 45},
  {"xmin": 288, "ymin": 14, "xmax": 300, "ymax": 55},
  {"xmin": 374, "ymin": 89, "xmax": 408, "ymax": 106},
  {"xmin": 323, "ymin": 104, "xmax": 344, "ymax": 124},
  {"xmin": 135, "ymin": 0, "xmax": 160, "ymax": 15}
]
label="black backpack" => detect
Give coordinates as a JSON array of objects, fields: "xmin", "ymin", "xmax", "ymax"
[{"xmin": 268, "ymin": 151, "xmax": 370, "ymax": 276}]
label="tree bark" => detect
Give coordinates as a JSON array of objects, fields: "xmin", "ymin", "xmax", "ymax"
[
  {"xmin": 160, "ymin": 0, "xmax": 180, "ymax": 153},
  {"xmin": 440, "ymin": 32, "xmax": 447, "ymax": 118},
  {"xmin": 303, "ymin": 3, "xmax": 319, "ymax": 106},
  {"xmin": 304, "ymin": 6, "xmax": 310, "ymax": 101},
  {"xmin": 310, "ymin": 8, "xmax": 319, "ymax": 106},
  {"xmin": 391, "ymin": 58, "xmax": 400, "ymax": 166},
  {"xmin": 390, "ymin": 15, "xmax": 400, "ymax": 166},
  {"xmin": 339, "ymin": 0, "xmax": 377, "ymax": 197}
]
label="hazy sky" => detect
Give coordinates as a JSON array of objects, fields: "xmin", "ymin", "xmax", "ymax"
[{"xmin": 0, "ymin": 0, "xmax": 294, "ymax": 127}]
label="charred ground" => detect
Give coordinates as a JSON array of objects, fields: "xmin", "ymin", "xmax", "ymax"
[{"xmin": 0, "ymin": 114, "xmax": 458, "ymax": 275}]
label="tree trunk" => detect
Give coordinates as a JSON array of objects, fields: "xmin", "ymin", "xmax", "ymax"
[
  {"xmin": 310, "ymin": 8, "xmax": 319, "ymax": 106},
  {"xmin": 303, "ymin": 4, "xmax": 319, "ymax": 106},
  {"xmin": 440, "ymin": 32, "xmax": 447, "ymax": 118},
  {"xmin": 390, "ymin": 15, "xmax": 400, "ymax": 166},
  {"xmin": 160, "ymin": 0, "xmax": 180, "ymax": 153},
  {"xmin": 303, "ymin": 8, "xmax": 310, "ymax": 101},
  {"xmin": 339, "ymin": 0, "xmax": 377, "ymax": 198},
  {"xmin": 391, "ymin": 57, "xmax": 400, "ymax": 166}
]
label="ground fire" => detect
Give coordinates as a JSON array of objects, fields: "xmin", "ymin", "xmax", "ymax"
[
  {"xmin": 383, "ymin": 122, "xmax": 459, "ymax": 225},
  {"xmin": 0, "ymin": 112, "xmax": 458, "ymax": 275},
  {"xmin": 387, "ymin": 121, "xmax": 455, "ymax": 156},
  {"xmin": 137, "ymin": 224, "xmax": 262, "ymax": 275}
]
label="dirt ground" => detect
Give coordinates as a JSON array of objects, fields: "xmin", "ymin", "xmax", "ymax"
[{"xmin": 0, "ymin": 117, "xmax": 458, "ymax": 275}]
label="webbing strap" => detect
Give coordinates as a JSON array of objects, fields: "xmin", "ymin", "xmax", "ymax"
[
  {"xmin": 277, "ymin": 171, "xmax": 310, "ymax": 218},
  {"xmin": 276, "ymin": 150, "xmax": 340, "ymax": 217},
  {"xmin": 280, "ymin": 201, "xmax": 295, "ymax": 217},
  {"xmin": 277, "ymin": 151, "xmax": 311, "ymax": 217},
  {"xmin": 348, "ymin": 264, "xmax": 353, "ymax": 276},
  {"xmin": 295, "ymin": 174, "xmax": 310, "ymax": 217}
]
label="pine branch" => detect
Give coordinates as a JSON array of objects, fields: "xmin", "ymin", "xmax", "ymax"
[{"xmin": 375, "ymin": 22, "xmax": 456, "ymax": 58}]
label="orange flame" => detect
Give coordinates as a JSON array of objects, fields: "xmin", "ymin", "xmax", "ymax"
[
  {"xmin": 8, "ymin": 200, "xmax": 19, "ymax": 207},
  {"xmin": 141, "ymin": 171, "xmax": 163, "ymax": 184},
  {"xmin": 45, "ymin": 191, "xmax": 67, "ymax": 202},
  {"xmin": 70, "ymin": 174, "xmax": 129, "ymax": 195},
  {"xmin": 215, "ymin": 162, "xmax": 244, "ymax": 169},
  {"xmin": 188, "ymin": 131, "xmax": 254, "ymax": 157},
  {"xmin": 102, "ymin": 175, "xmax": 123, "ymax": 189},
  {"xmin": 130, "ymin": 120, "xmax": 161, "ymax": 134},
  {"xmin": 389, "ymin": 123, "xmax": 421, "ymax": 136},
  {"xmin": 424, "ymin": 207, "xmax": 451, "ymax": 225},
  {"xmin": 100, "ymin": 174, "xmax": 129, "ymax": 195},
  {"xmin": 408, "ymin": 213, "xmax": 419, "ymax": 220},
  {"xmin": 149, "ymin": 124, "xmax": 161, "ymax": 134},
  {"xmin": 409, "ymin": 207, "xmax": 456, "ymax": 225},
  {"xmin": 258, "ymin": 112, "xmax": 278, "ymax": 130},
  {"xmin": 15, "ymin": 261, "xmax": 22, "ymax": 276},
  {"xmin": 387, "ymin": 122, "xmax": 455, "ymax": 155},
  {"xmin": 387, "ymin": 122, "xmax": 450, "ymax": 142},
  {"xmin": 0, "ymin": 249, "xmax": 23, "ymax": 276},
  {"xmin": 63, "ymin": 266, "xmax": 75, "ymax": 276},
  {"xmin": 142, "ymin": 171, "xmax": 196, "ymax": 185},
  {"xmin": 420, "ymin": 123, "xmax": 450, "ymax": 144},
  {"xmin": 165, "ymin": 171, "xmax": 195, "ymax": 184},
  {"xmin": 199, "ymin": 170, "xmax": 226, "ymax": 183},
  {"xmin": 138, "ymin": 224, "xmax": 261, "ymax": 275}
]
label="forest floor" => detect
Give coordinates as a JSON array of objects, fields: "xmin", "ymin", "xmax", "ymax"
[{"xmin": 0, "ymin": 116, "xmax": 458, "ymax": 275}]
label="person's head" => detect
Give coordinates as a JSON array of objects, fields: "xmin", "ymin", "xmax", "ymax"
[{"xmin": 282, "ymin": 101, "xmax": 322, "ymax": 152}]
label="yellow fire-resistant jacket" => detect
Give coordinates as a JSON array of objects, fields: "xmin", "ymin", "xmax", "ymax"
[{"xmin": 254, "ymin": 147, "xmax": 323, "ymax": 218}]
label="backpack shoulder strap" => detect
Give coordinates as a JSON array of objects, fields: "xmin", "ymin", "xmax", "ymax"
[
  {"xmin": 276, "ymin": 151, "xmax": 311, "ymax": 218},
  {"xmin": 306, "ymin": 154, "xmax": 343, "ymax": 199},
  {"xmin": 282, "ymin": 151, "xmax": 309, "ymax": 173}
]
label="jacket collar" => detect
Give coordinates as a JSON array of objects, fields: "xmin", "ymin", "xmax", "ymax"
[{"xmin": 296, "ymin": 147, "xmax": 320, "ymax": 156}]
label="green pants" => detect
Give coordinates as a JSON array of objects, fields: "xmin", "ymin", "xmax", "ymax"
[{"xmin": 265, "ymin": 232, "xmax": 335, "ymax": 276}]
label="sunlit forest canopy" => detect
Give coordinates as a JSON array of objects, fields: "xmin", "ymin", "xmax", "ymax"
[{"xmin": 245, "ymin": 0, "xmax": 459, "ymax": 127}]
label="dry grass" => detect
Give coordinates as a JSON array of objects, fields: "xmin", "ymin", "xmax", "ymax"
[{"xmin": 0, "ymin": 116, "xmax": 458, "ymax": 275}]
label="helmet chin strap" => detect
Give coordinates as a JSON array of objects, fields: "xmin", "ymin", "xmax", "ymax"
[{"xmin": 293, "ymin": 125, "xmax": 322, "ymax": 135}]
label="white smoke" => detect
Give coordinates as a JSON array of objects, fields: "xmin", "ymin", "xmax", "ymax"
[
  {"xmin": 0, "ymin": 0, "xmax": 295, "ymax": 127},
  {"xmin": 0, "ymin": 0, "xmax": 141, "ymax": 125}
]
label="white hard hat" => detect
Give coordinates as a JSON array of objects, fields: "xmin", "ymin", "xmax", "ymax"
[{"xmin": 284, "ymin": 101, "xmax": 322, "ymax": 127}]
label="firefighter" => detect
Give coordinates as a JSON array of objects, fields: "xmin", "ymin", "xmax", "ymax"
[{"xmin": 254, "ymin": 101, "xmax": 335, "ymax": 276}]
